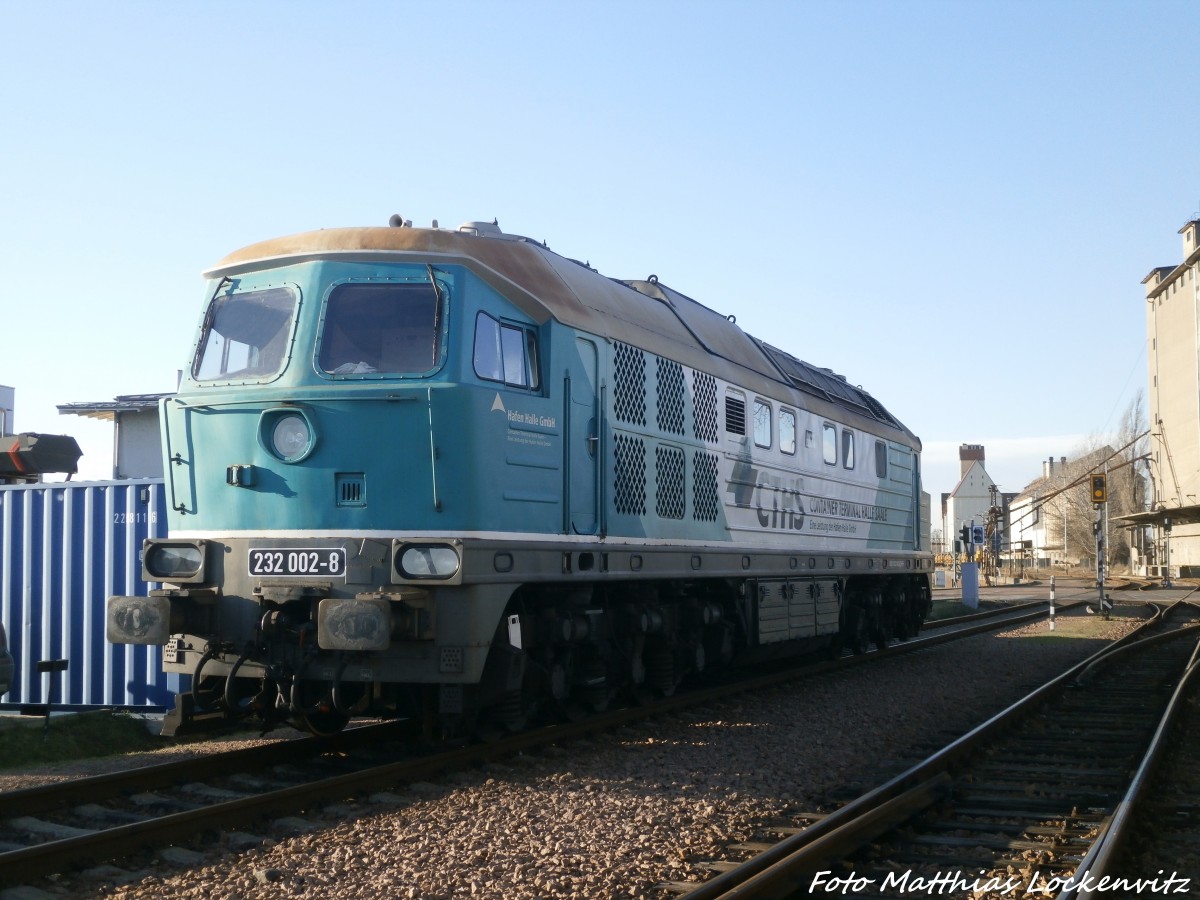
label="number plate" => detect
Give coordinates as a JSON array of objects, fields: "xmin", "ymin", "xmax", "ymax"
[{"xmin": 248, "ymin": 548, "xmax": 347, "ymax": 577}]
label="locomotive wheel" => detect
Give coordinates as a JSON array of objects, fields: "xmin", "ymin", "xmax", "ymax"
[
  {"xmin": 895, "ymin": 598, "xmax": 921, "ymax": 641},
  {"xmin": 292, "ymin": 680, "xmax": 350, "ymax": 736},
  {"xmin": 299, "ymin": 707, "xmax": 350, "ymax": 737},
  {"xmin": 645, "ymin": 644, "xmax": 678, "ymax": 696},
  {"xmin": 489, "ymin": 689, "xmax": 531, "ymax": 734},
  {"xmin": 870, "ymin": 610, "xmax": 889, "ymax": 650},
  {"xmin": 331, "ymin": 678, "xmax": 367, "ymax": 717},
  {"xmin": 843, "ymin": 603, "xmax": 869, "ymax": 655}
]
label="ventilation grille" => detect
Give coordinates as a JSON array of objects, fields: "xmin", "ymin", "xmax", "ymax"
[
  {"xmin": 336, "ymin": 473, "xmax": 366, "ymax": 507},
  {"xmin": 656, "ymin": 357, "xmax": 686, "ymax": 435},
  {"xmin": 655, "ymin": 446, "xmax": 685, "ymax": 519},
  {"xmin": 439, "ymin": 646, "xmax": 464, "ymax": 674},
  {"xmin": 692, "ymin": 451, "xmax": 720, "ymax": 522},
  {"xmin": 613, "ymin": 434, "xmax": 646, "ymax": 516},
  {"xmin": 725, "ymin": 396, "xmax": 746, "ymax": 435},
  {"xmin": 692, "ymin": 371, "xmax": 718, "ymax": 443},
  {"xmin": 614, "ymin": 342, "xmax": 646, "ymax": 426}
]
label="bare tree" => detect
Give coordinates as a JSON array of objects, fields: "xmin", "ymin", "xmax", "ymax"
[
  {"xmin": 1113, "ymin": 390, "xmax": 1151, "ymax": 565},
  {"xmin": 1036, "ymin": 393, "xmax": 1148, "ymax": 571}
]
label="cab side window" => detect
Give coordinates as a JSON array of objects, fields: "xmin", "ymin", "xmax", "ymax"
[
  {"xmin": 753, "ymin": 400, "xmax": 771, "ymax": 449},
  {"xmin": 474, "ymin": 312, "xmax": 539, "ymax": 389},
  {"xmin": 780, "ymin": 409, "xmax": 796, "ymax": 455},
  {"xmin": 822, "ymin": 422, "xmax": 837, "ymax": 465}
]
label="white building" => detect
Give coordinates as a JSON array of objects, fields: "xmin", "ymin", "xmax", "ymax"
[
  {"xmin": 1009, "ymin": 457, "xmax": 1067, "ymax": 566},
  {"xmin": 57, "ymin": 393, "xmax": 170, "ymax": 479},
  {"xmin": 1011, "ymin": 446, "xmax": 1145, "ymax": 572},
  {"xmin": 0, "ymin": 384, "xmax": 13, "ymax": 436},
  {"xmin": 940, "ymin": 444, "xmax": 997, "ymax": 553},
  {"xmin": 1128, "ymin": 218, "xmax": 1200, "ymax": 577}
]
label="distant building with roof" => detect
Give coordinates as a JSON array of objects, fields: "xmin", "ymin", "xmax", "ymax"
[
  {"xmin": 57, "ymin": 393, "xmax": 170, "ymax": 479},
  {"xmin": 940, "ymin": 444, "xmax": 1005, "ymax": 555},
  {"xmin": 1129, "ymin": 218, "xmax": 1200, "ymax": 577},
  {"xmin": 0, "ymin": 384, "xmax": 13, "ymax": 437},
  {"xmin": 1008, "ymin": 449, "xmax": 1138, "ymax": 570}
]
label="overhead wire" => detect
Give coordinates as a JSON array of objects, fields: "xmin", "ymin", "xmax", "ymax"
[{"xmin": 1006, "ymin": 431, "xmax": 1150, "ymax": 532}]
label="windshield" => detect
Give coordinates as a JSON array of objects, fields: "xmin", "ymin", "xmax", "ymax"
[
  {"xmin": 193, "ymin": 286, "xmax": 297, "ymax": 381},
  {"xmin": 317, "ymin": 282, "xmax": 442, "ymax": 376}
]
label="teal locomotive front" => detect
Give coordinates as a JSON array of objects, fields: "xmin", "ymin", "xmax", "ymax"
[{"xmin": 108, "ymin": 220, "xmax": 932, "ymax": 736}]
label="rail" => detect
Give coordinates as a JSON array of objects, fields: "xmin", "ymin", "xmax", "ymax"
[
  {"xmin": 0, "ymin": 599, "xmax": 1065, "ymax": 889},
  {"xmin": 677, "ymin": 595, "xmax": 1198, "ymax": 898}
]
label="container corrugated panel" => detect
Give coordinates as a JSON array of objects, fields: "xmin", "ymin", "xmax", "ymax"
[{"xmin": 0, "ymin": 479, "xmax": 182, "ymax": 709}]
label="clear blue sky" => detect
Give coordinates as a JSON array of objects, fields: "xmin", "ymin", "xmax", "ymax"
[{"xmin": 2, "ymin": 1, "xmax": 1195, "ymax": 501}]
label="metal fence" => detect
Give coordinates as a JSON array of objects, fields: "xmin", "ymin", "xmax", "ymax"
[{"xmin": 0, "ymin": 478, "xmax": 182, "ymax": 709}]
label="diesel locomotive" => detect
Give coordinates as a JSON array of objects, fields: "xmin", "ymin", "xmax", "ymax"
[{"xmin": 107, "ymin": 217, "xmax": 933, "ymax": 735}]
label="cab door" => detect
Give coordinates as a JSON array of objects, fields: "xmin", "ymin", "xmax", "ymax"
[{"xmin": 566, "ymin": 337, "xmax": 600, "ymax": 534}]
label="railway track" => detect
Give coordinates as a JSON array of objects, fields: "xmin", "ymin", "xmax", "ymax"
[
  {"xmin": 671, "ymin": 594, "xmax": 1200, "ymax": 899},
  {"xmin": 0, "ymin": 595, "xmax": 1067, "ymax": 890},
  {"xmin": 1080, "ymin": 625, "xmax": 1200, "ymax": 898}
]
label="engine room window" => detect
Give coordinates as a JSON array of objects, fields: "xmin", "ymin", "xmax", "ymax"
[
  {"xmin": 780, "ymin": 409, "xmax": 796, "ymax": 455},
  {"xmin": 473, "ymin": 312, "xmax": 539, "ymax": 389},
  {"xmin": 822, "ymin": 423, "xmax": 837, "ymax": 465},
  {"xmin": 752, "ymin": 400, "xmax": 771, "ymax": 448},
  {"xmin": 319, "ymin": 281, "xmax": 442, "ymax": 376},
  {"xmin": 875, "ymin": 440, "xmax": 887, "ymax": 478},
  {"xmin": 193, "ymin": 285, "xmax": 297, "ymax": 381},
  {"xmin": 842, "ymin": 428, "xmax": 855, "ymax": 469}
]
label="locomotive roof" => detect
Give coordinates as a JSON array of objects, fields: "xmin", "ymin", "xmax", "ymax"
[{"xmin": 210, "ymin": 223, "xmax": 920, "ymax": 448}]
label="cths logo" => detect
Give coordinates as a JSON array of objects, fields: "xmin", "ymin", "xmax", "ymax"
[
  {"xmin": 730, "ymin": 463, "xmax": 806, "ymax": 533},
  {"xmin": 757, "ymin": 489, "xmax": 805, "ymax": 532}
]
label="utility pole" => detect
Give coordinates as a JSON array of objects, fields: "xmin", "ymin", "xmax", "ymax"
[
  {"xmin": 988, "ymin": 483, "xmax": 999, "ymax": 582},
  {"xmin": 1091, "ymin": 473, "xmax": 1110, "ymax": 618},
  {"xmin": 1163, "ymin": 516, "xmax": 1173, "ymax": 588},
  {"xmin": 1104, "ymin": 459, "xmax": 1110, "ymax": 575}
]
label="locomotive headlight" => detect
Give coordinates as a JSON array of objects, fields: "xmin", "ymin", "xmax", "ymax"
[
  {"xmin": 394, "ymin": 542, "xmax": 461, "ymax": 582},
  {"xmin": 260, "ymin": 408, "xmax": 316, "ymax": 463},
  {"xmin": 143, "ymin": 540, "xmax": 207, "ymax": 582},
  {"xmin": 272, "ymin": 415, "xmax": 310, "ymax": 459}
]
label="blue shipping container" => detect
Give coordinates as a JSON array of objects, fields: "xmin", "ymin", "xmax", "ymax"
[{"xmin": 0, "ymin": 479, "xmax": 182, "ymax": 709}]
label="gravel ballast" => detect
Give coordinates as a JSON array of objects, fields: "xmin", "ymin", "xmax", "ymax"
[{"xmin": 0, "ymin": 600, "xmax": 1153, "ymax": 900}]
